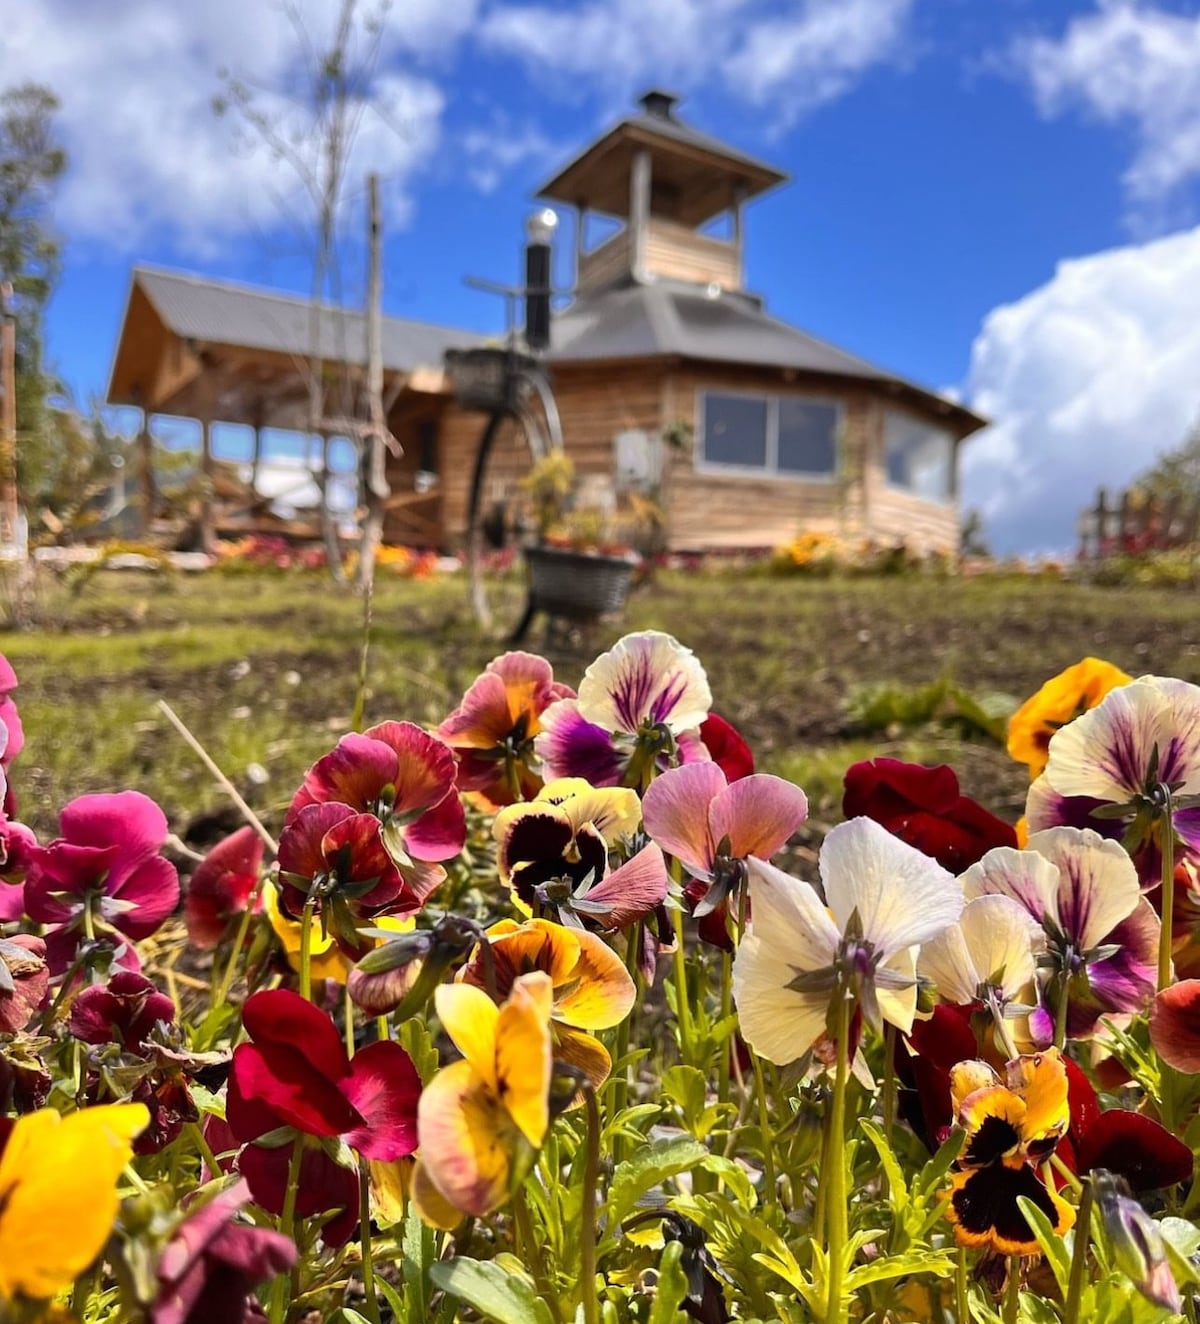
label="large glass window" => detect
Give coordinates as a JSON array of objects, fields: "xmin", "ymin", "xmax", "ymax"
[
  {"xmin": 699, "ymin": 392, "xmax": 839, "ymax": 477},
  {"xmin": 884, "ymin": 411, "xmax": 955, "ymax": 502}
]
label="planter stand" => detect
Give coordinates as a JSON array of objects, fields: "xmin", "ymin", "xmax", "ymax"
[{"xmin": 509, "ymin": 545, "xmax": 638, "ymax": 644}]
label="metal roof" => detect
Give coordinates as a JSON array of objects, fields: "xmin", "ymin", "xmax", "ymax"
[
  {"xmin": 133, "ymin": 266, "xmax": 480, "ymax": 372},
  {"xmin": 548, "ymin": 277, "xmax": 985, "ymax": 430}
]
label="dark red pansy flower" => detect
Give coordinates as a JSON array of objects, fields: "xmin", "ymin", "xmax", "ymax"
[
  {"xmin": 150, "ymin": 1177, "xmax": 296, "ymax": 1324},
  {"xmin": 1150, "ymin": 979, "xmax": 1200, "ymax": 1073},
  {"xmin": 184, "ymin": 827, "xmax": 264, "ymax": 951},
  {"xmin": 699, "ymin": 713, "xmax": 754, "ymax": 782},
  {"xmin": 69, "ymin": 971, "xmax": 176, "ymax": 1052},
  {"xmin": 226, "ymin": 989, "xmax": 421, "ymax": 1243},
  {"xmin": 843, "ymin": 759, "xmax": 1016, "ymax": 873},
  {"xmin": 24, "ymin": 791, "xmax": 180, "ymax": 972},
  {"xmin": 896, "ymin": 1003, "xmax": 980, "ymax": 1149}
]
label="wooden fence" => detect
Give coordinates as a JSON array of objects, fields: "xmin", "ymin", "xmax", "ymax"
[{"xmin": 1077, "ymin": 488, "xmax": 1200, "ymax": 559}]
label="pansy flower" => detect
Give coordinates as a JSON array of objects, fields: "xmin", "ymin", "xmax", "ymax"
[
  {"xmin": 1041, "ymin": 675, "xmax": 1200, "ymax": 872},
  {"xmin": 698, "ymin": 712, "xmax": 755, "ymax": 782},
  {"xmin": 184, "ymin": 826, "xmax": 264, "ymax": 950},
  {"xmin": 963, "ymin": 828, "xmax": 1159, "ymax": 1045},
  {"xmin": 536, "ymin": 631, "xmax": 712, "ymax": 789},
  {"xmin": 493, "ymin": 778, "xmax": 668, "ymax": 933},
  {"xmin": 416, "ymin": 971, "xmax": 553, "ymax": 1218},
  {"xmin": 150, "ymin": 1177, "xmax": 296, "ymax": 1324},
  {"xmin": 732, "ymin": 817, "xmax": 964, "ymax": 1065},
  {"xmin": 945, "ymin": 1050, "xmax": 1075, "ymax": 1256},
  {"xmin": 643, "ymin": 760, "xmax": 808, "ymax": 930},
  {"xmin": 1149, "ymin": 978, "xmax": 1200, "ymax": 1072},
  {"xmin": 843, "ymin": 759, "xmax": 1016, "ymax": 873},
  {"xmin": 226, "ymin": 988, "xmax": 422, "ymax": 1245},
  {"xmin": 457, "ymin": 917, "xmax": 636, "ymax": 1090},
  {"xmin": 286, "ymin": 720, "xmax": 466, "ymax": 900},
  {"xmin": 0, "ymin": 1102, "xmax": 149, "ymax": 1300},
  {"xmin": 24, "ymin": 791, "xmax": 180, "ymax": 974},
  {"xmin": 917, "ymin": 893, "xmax": 1044, "ymax": 1056},
  {"xmin": 1007, "ymin": 657, "xmax": 1132, "ymax": 779},
  {"xmin": 437, "ymin": 651, "xmax": 575, "ymax": 806}
]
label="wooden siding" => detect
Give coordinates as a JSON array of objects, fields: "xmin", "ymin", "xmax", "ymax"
[
  {"xmin": 393, "ymin": 359, "xmax": 961, "ymax": 554},
  {"xmin": 578, "ymin": 230, "xmax": 633, "ymax": 293},
  {"xmin": 644, "ymin": 219, "xmax": 739, "ymax": 288}
]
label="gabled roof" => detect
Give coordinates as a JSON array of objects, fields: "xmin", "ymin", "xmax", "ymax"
[
  {"xmin": 549, "ymin": 277, "xmax": 986, "ymax": 433},
  {"xmin": 131, "ymin": 266, "xmax": 477, "ymax": 375}
]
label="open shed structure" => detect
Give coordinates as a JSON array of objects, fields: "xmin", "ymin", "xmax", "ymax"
[{"xmin": 108, "ymin": 89, "xmax": 985, "ymax": 554}]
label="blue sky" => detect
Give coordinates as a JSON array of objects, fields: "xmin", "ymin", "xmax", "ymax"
[{"xmin": 12, "ymin": 0, "xmax": 1200, "ymax": 551}]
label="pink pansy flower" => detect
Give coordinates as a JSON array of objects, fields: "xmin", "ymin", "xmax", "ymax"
[
  {"xmin": 24, "ymin": 792, "xmax": 180, "ymax": 973},
  {"xmin": 287, "ymin": 720, "xmax": 466, "ymax": 898},
  {"xmin": 963, "ymin": 827, "xmax": 1159, "ymax": 1045},
  {"xmin": 438, "ymin": 651, "xmax": 575, "ymax": 806},
  {"xmin": 537, "ymin": 632, "xmax": 712, "ymax": 789},
  {"xmin": 183, "ymin": 826, "xmax": 264, "ymax": 950},
  {"xmin": 643, "ymin": 761, "xmax": 808, "ymax": 932},
  {"xmin": 226, "ymin": 989, "xmax": 422, "ymax": 1246},
  {"xmin": 0, "ymin": 653, "xmax": 24, "ymax": 774}
]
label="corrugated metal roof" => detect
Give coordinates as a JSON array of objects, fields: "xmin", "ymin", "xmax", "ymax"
[{"xmin": 135, "ymin": 266, "xmax": 479, "ymax": 371}]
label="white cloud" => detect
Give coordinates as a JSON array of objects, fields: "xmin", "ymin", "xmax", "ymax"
[
  {"xmin": 6, "ymin": 0, "xmax": 479, "ymax": 250},
  {"xmin": 1014, "ymin": 1, "xmax": 1200, "ymax": 226},
  {"xmin": 479, "ymin": 0, "xmax": 915, "ymax": 124},
  {"xmin": 461, "ymin": 117, "xmax": 559, "ymax": 195},
  {"xmin": 962, "ymin": 226, "xmax": 1200, "ymax": 554}
]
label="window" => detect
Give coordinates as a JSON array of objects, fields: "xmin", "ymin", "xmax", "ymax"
[
  {"xmin": 884, "ymin": 411, "xmax": 955, "ymax": 502},
  {"xmin": 699, "ymin": 392, "xmax": 839, "ymax": 477}
]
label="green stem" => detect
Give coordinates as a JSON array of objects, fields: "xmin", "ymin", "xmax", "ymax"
[
  {"xmin": 751, "ymin": 1048, "xmax": 778, "ymax": 1212},
  {"xmin": 717, "ymin": 948, "xmax": 733, "ymax": 1109},
  {"xmin": 608, "ymin": 921, "xmax": 641, "ymax": 1164},
  {"xmin": 359, "ymin": 1157, "xmax": 381, "ymax": 1324},
  {"xmin": 956, "ymin": 1248, "xmax": 969, "ymax": 1323},
  {"xmin": 1002, "ymin": 1258, "xmax": 1021, "ymax": 1324},
  {"xmin": 186, "ymin": 1120, "xmax": 221, "ymax": 1180},
  {"xmin": 881, "ymin": 1023, "xmax": 897, "ymax": 1150},
  {"xmin": 824, "ymin": 987, "xmax": 852, "ymax": 1324},
  {"xmin": 1053, "ymin": 972, "xmax": 1071, "ymax": 1053},
  {"xmin": 211, "ymin": 877, "xmax": 266, "ymax": 1010},
  {"xmin": 670, "ymin": 903, "xmax": 694, "ymax": 1066},
  {"xmin": 1159, "ymin": 807, "xmax": 1176, "ymax": 991},
  {"xmin": 1064, "ymin": 1177, "xmax": 1094, "ymax": 1324},
  {"xmin": 270, "ymin": 1137, "xmax": 307, "ymax": 1324},
  {"xmin": 375, "ymin": 1014, "xmax": 390, "ymax": 1042},
  {"xmin": 299, "ymin": 897, "xmax": 315, "ymax": 1003},
  {"xmin": 580, "ymin": 1087, "xmax": 602, "ymax": 1324},
  {"xmin": 344, "ymin": 981, "xmax": 356, "ymax": 1056},
  {"xmin": 513, "ymin": 1186, "xmax": 564, "ymax": 1324}
]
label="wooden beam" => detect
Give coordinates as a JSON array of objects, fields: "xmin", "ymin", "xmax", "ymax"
[
  {"xmin": 0, "ymin": 289, "xmax": 18, "ymax": 550},
  {"xmin": 630, "ymin": 148, "xmax": 651, "ymax": 282}
]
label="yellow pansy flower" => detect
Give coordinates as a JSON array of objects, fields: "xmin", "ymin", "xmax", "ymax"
[
  {"xmin": 415, "ymin": 971, "xmax": 553, "ymax": 1219},
  {"xmin": 1007, "ymin": 657, "xmax": 1132, "ymax": 778},
  {"xmin": 0, "ymin": 1103, "xmax": 148, "ymax": 1300}
]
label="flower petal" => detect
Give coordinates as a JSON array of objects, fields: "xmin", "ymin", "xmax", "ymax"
[
  {"xmin": 1075, "ymin": 1109, "xmax": 1193, "ymax": 1191},
  {"xmin": 288, "ymin": 733, "xmax": 397, "ymax": 823},
  {"xmin": 496, "ymin": 972, "xmax": 554, "ymax": 1148},
  {"xmin": 400, "ymin": 789, "xmax": 467, "ymax": 863},
  {"xmin": 60, "ymin": 791, "xmax": 168, "ymax": 857},
  {"xmin": 699, "ymin": 712, "xmax": 754, "ymax": 781},
  {"xmin": 364, "ymin": 721, "xmax": 459, "ymax": 817},
  {"xmin": 110, "ymin": 856, "xmax": 181, "ymax": 939},
  {"xmin": 1027, "ymin": 826, "xmax": 1142, "ymax": 950},
  {"xmin": 229, "ymin": 1042, "xmax": 361, "ymax": 1140},
  {"xmin": 920, "ymin": 894, "xmax": 1043, "ymax": 1006},
  {"xmin": 342, "ymin": 1040, "xmax": 422, "ymax": 1161},
  {"xmin": 821, "ymin": 817, "xmax": 962, "ymax": 954},
  {"xmin": 641, "ymin": 762, "xmax": 727, "ymax": 877},
  {"xmin": 242, "ymin": 988, "xmax": 350, "ymax": 1083},
  {"xmin": 1149, "ymin": 979, "xmax": 1200, "ymax": 1072},
  {"xmin": 551, "ymin": 927, "xmax": 636, "ymax": 1031},
  {"xmin": 534, "ymin": 699, "xmax": 623, "ymax": 786},
  {"xmin": 960, "ymin": 844, "xmax": 1061, "ymax": 925},
  {"xmin": 1044, "ymin": 675, "xmax": 1200, "ymax": 803},
  {"xmin": 436, "ymin": 983, "xmax": 500, "ymax": 1089},
  {"xmin": 416, "ymin": 1059, "xmax": 517, "ymax": 1217},
  {"xmin": 711, "ymin": 774, "xmax": 808, "ymax": 863},
  {"xmin": 580, "ymin": 842, "xmax": 670, "ymax": 930},
  {"xmin": 576, "ymin": 631, "xmax": 711, "ymax": 736}
]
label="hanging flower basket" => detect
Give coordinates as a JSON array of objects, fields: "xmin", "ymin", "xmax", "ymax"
[
  {"xmin": 524, "ymin": 544, "xmax": 637, "ymax": 620},
  {"xmin": 445, "ymin": 347, "xmax": 536, "ymax": 413}
]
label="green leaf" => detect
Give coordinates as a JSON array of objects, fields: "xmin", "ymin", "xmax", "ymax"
[
  {"xmin": 607, "ymin": 1136, "xmax": 708, "ymax": 1227},
  {"xmin": 395, "ymin": 1015, "xmax": 441, "ymax": 1085},
  {"xmin": 845, "ymin": 1249, "xmax": 958, "ymax": 1290},
  {"xmin": 661, "ymin": 1065, "xmax": 708, "ymax": 1122},
  {"xmin": 648, "ymin": 1239, "xmax": 692, "ymax": 1324},
  {"xmin": 428, "ymin": 1258, "xmax": 556, "ymax": 1324},
  {"xmin": 860, "ymin": 1119, "xmax": 909, "ymax": 1213}
]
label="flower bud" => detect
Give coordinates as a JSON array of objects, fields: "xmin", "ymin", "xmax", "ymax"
[{"xmin": 1096, "ymin": 1172, "xmax": 1182, "ymax": 1313}]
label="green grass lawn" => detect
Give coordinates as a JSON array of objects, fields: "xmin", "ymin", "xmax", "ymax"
[{"xmin": 5, "ymin": 564, "xmax": 1199, "ymax": 846}]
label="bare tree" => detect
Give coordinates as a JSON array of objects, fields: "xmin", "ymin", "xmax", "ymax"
[{"xmin": 215, "ymin": 0, "xmax": 396, "ymax": 585}]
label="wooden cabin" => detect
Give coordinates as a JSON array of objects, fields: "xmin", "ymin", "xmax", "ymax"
[{"xmin": 108, "ymin": 90, "xmax": 984, "ymax": 553}]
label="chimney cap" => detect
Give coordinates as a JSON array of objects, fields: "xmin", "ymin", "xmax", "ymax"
[{"xmin": 638, "ymin": 89, "xmax": 681, "ymax": 120}]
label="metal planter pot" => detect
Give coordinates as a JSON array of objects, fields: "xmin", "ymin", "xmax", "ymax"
[{"xmin": 524, "ymin": 544, "xmax": 637, "ymax": 620}]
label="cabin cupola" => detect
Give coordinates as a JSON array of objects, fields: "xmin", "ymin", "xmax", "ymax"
[{"xmin": 536, "ymin": 89, "xmax": 787, "ymax": 296}]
